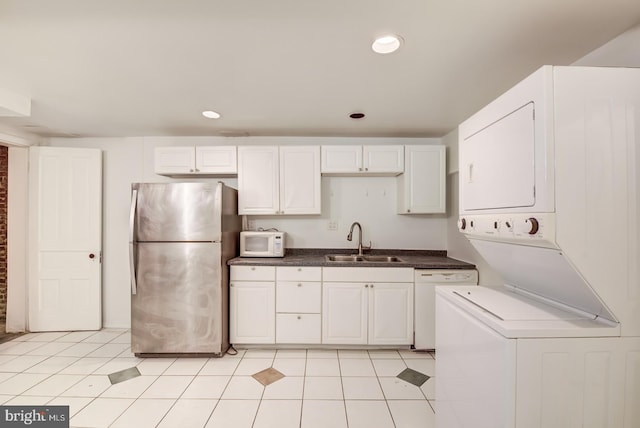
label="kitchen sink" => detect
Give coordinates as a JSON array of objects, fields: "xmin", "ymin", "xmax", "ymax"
[
  {"xmin": 325, "ymin": 255, "xmax": 404, "ymax": 263},
  {"xmin": 325, "ymin": 255, "xmax": 366, "ymax": 262},
  {"xmin": 362, "ymin": 255, "xmax": 403, "ymax": 262}
]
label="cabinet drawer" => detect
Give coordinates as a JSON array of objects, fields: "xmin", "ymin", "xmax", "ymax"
[
  {"xmin": 277, "ymin": 266, "xmax": 322, "ymax": 281},
  {"xmin": 231, "ymin": 266, "xmax": 276, "ymax": 281},
  {"xmin": 276, "ymin": 282, "xmax": 321, "ymax": 313},
  {"xmin": 322, "ymin": 267, "xmax": 413, "ymax": 282},
  {"xmin": 276, "ymin": 314, "xmax": 321, "ymax": 344}
]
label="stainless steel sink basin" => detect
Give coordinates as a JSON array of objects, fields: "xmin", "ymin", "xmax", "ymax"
[
  {"xmin": 325, "ymin": 255, "xmax": 404, "ymax": 263},
  {"xmin": 325, "ymin": 255, "xmax": 366, "ymax": 262},
  {"xmin": 363, "ymin": 255, "xmax": 403, "ymax": 262}
]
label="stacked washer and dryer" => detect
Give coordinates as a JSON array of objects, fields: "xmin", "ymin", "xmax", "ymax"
[{"xmin": 436, "ymin": 66, "xmax": 640, "ymax": 428}]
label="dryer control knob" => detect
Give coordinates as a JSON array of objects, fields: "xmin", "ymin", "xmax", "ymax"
[
  {"xmin": 526, "ymin": 217, "xmax": 539, "ymax": 235},
  {"xmin": 459, "ymin": 218, "xmax": 467, "ymax": 230}
]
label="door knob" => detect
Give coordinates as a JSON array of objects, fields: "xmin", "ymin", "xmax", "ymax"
[{"xmin": 89, "ymin": 253, "xmax": 95, "ymax": 259}]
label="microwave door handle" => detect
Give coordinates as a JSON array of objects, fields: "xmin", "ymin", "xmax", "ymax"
[{"xmin": 129, "ymin": 189, "xmax": 138, "ymax": 295}]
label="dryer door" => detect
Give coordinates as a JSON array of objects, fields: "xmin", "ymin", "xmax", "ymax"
[{"xmin": 461, "ymin": 102, "xmax": 536, "ymax": 211}]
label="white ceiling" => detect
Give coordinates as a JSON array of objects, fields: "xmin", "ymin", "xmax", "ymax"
[{"xmin": 1, "ymin": 0, "xmax": 639, "ymax": 140}]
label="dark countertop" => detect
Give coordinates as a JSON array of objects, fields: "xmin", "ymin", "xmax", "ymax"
[{"xmin": 228, "ymin": 248, "xmax": 475, "ymax": 270}]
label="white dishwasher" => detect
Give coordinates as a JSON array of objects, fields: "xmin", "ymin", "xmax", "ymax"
[{"xmin": 414, "ymin": 269, "xmax": 477, "ymax": 350}]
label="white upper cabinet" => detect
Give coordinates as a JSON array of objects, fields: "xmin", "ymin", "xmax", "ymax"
[
  {"xmin": 280, "ymin": 146, "xmax": 321, "ymax": 215},
  {"xmin": 195, "ymin": 146, "xmax": 237, "ymax": 174},
  {"xmin": 238, "ymin": 146, "xmax": 280, "ymax": 215},
  {"xmin": 154, "ymin": 146, "xmax": 237, "ymax": 176},
  {"xmin": 398, "ymin": 145, "xmax": 446, "ymax": 214},
  {"xmin": 363, "ymin": 145, "xmax": 404, "ymax": 174},
  {"xmin": 154, "ymin": 146, "xmax": 195, "ymax": 175},
  {"xmin": 321, "ymin": 145, "xmax": 361, "ymax": 173},
  {"xmin": 321, "ymin": 145, "xmax": 404, "ymax": 176},
  {"xmin": 238, "ymin": 145, "xmax": 321, "ymax": 215}
]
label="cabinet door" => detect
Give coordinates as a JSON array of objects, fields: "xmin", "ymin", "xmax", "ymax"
[
  {"xmin": 231, "ymin": 265, "xmax": 276, "ymax": 281},
  {"xmin": 154, "ymin": 147, "xmax": 195, "ymax": 174},
  {"xmin": 321, "ymin": 145, "xmax": 362, "ymax": 173},
  {"xmin": 398, "ymin": 145, "xmax": 446, "ymax": 214},
  {"xmin": 195, "ymin": 146, "xmax": 237, "ymax": 174},
  {"xmin": 279, "ymin": 146, "xmax": 321, "ymax": 214},
  {"xmin": 322, "ymin": 283, "xmax": 367, "ymax": 344},
  {"xmin": 230, "ymin": 281, "xmax": 275, "ymax": 344},
  {"xmin": 368, "ymin": 283, "xmax": 413, "ymax": 345},
  {"xmin": 363, "ymin": 145, "xmax": 404, "ymax": 174},
  {"xmin": 277, "ymin": 282, "xmax": 321, "ymax": 313},
  {"xmin": 276, "ymin": 314, "xmax": 321, "ymax": 344},
  {"xmin": 277, "ymin": 266, "xmax": 322, "ymax": 282},
  {"xmin": 237, "ymin": 146, "xmax": 280, "ymax": 214}
]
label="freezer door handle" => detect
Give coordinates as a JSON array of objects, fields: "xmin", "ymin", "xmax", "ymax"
[{"xmin": 129, "ymin": 189, "xmax": 138, "ymax": 295}]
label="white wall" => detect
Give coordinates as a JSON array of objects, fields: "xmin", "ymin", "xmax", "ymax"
[
  {"xmin": 443, "ymin": 22, "xmax": 640, "ymax": 286},
  {"xmin": 573, "ymin": 23, "xmax": 640, "ymax": 67},
  {"xmin": 442, "ymin": 130, "xmax": 503, "ymax": 285},
  {"xmin": 47, "ymin": 135, "xmax": 445, "ymax": 328}
]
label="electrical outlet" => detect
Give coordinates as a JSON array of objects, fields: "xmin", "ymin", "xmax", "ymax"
[{"xmin": 328, "ymin": 220, "xmax": 338, "ymax": 230}]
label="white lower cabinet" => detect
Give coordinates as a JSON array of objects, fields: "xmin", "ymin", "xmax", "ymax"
[
  {"xmin": 322, "ymin": 283, "xmax": 368, "ymax": 344},
  {"xmin": 368, "ymin": 283, "xmax": 413, "ymax": 344},
  {"xmin": 276, "ymin": 314, "xmax": 321, "ymax": 343},
  {"xmin": 322, "ymin": 267, "xmax": 414, "ymax": 345},
  {"xmin": 276, "ymin": 267, "xmax": 322, "ymax": 344},
  {"xmin": 231, "ymin": 265, "xmax": 414, "ymax": 346},
  {"xmin": 230, "ymin": 266, "xmax": 276, "ymax": 344}
]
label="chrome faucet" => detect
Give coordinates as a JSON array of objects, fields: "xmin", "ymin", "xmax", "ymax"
[{"xmin": 347, "ymin": 222, "xmax": 371, "ymax": 256}]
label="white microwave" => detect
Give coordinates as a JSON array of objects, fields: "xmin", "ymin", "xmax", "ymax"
[{"xmin": 240, "ymin": 231, "xmax": 285, "ymax": 257}]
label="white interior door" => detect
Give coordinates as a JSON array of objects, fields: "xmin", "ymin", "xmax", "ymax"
[{"xmin": 28, "ymin": 147, "xmax": 102, "ymax": 331}]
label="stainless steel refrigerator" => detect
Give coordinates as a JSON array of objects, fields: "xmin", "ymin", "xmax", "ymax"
[{"xmin": 129, "ymin": 182, "xmax": 241, "ymax": 356}]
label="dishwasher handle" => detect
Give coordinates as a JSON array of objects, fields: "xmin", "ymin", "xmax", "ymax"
[{"xmin": 415, "ymin": 270, "xmax": 478, "ymax": 284}]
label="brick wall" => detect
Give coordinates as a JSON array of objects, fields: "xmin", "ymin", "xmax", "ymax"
[{"xmin": 0, "ymin": 146, "xmax": 7, "ymax": 321}]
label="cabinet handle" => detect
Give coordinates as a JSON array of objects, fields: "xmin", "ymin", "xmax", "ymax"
[
  {"xmin": 297, "ymin": 283, "xmax": 302, "ymax": 287},
  {"xmin": 195, "ymin": 168, "xmax": 200, "ymax": 172},
  {"xmin": 365, "ymin": 167, "xmax": 368, "ymax": 171},
  {"xmin": 297, "ymin": 316, "xmax": 301, "ymax": 320},
  {"xmin": 407, "ymin": 209, "xmax": 411, "ymax": 213},
  {"xmin": 297, "ymin": 268, "xmax": 302, "ymax": 271},
  {"xmin": 251, "ymin": 267, "xmax": 255, "ymax": 271},
  {"xmin": 370, "ymin": 284, "xmax": 374, "ymax": 288},
  {"xmin": 189, "ymin": 169, "xmax": 194, "ymax": 172},
  {"xmin": 365, "ymin": 284, "xmax": 369, "ymax": 288}
]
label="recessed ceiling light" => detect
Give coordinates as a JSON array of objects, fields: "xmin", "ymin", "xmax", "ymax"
[
  {"xmin": 202, "ymin": 110, "xmax": 221, "ymax": 119},
  {"xmin": 372, "ymin": 34, "xmax": 403, "ymax": 54}
]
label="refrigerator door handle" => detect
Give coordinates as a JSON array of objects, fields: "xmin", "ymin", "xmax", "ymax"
[{"xmin": 129, "ymin": 189, "xmax": 138, "ymax": 295}]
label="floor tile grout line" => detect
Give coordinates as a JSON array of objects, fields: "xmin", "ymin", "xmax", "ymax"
[
  {"xmin": 368, "ymin": 349, "xmax": 397, "ymax": 427},
  {"xmin": 250, "ymin": 351, "xmax": 275, "ymax": 428},
  {"xmin": 1, "ymin": 334, "xmax": 435, "ymax": 427}
]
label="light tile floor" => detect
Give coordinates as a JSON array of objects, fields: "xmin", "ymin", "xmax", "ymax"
[{"xmin": 0, "ymin": 329, "xmax": 436, "ymax": 427}]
